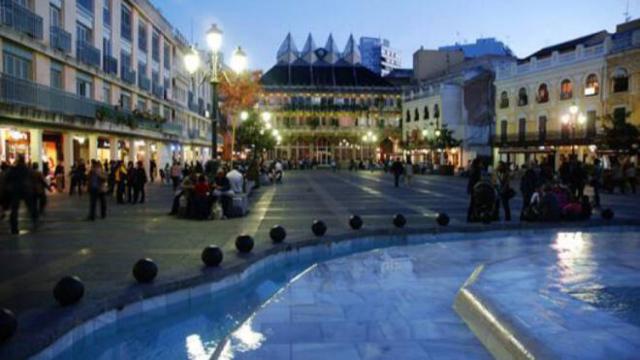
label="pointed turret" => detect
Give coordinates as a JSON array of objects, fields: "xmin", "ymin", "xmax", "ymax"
[
  {"xmin": 301, "ymin": 33, "xmax": 317, "ymax": 64},
  {"xmin": 324, "ymin": 34, "xmax": 340, "ymax": 64},
  {"xmin": 341, "ymin": 34, "xmax": 361, "ymax": 65},
  {"xmin": 277, "ymin": 33, "xmax": 299, "ymax": 64}
]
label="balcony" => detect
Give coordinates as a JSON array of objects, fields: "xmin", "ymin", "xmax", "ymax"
[
  {"xmin": 492, "ymin": 131, "xmax": 596, "ymax": 147},
  {"xmin": 279, "ymin": 103, "xmax": 381, "ymax": 113},
  {"xmin": 50, "ymin": 26, "xmax": 71, "ymax": 53},
  {"xmin": 120, "ymin": 65, "xmax": 136, "ymax": 85},
  {"xmin": 76, "ymin": 41, "xmax": 101, "ymax": 68},
  {"xmin": 0, "ymin": 73, "xmax": 100, "ymax": 119},
  {"xmin": 0, "ymin": 0, "xmax": 43, "ymax": 39},
  {"xmin": 103, "ymin": 55, "xmax": 117, "ymax": 75},
  {"xmin": 138, "ymin": 74, "xmax": 150, "ymax": 91},
  {"xmin": 163, "ymin": 122, "xmax": 183, "ymax": 136},
  {"xmin": 152, "ymin": 83, "xmax": 164, "ymax": 99}
]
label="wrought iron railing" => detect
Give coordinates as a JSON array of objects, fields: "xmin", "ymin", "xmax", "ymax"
[
  {"xmin": 163, "ymin": 122, "xmax": 183, "ymax": 136},
  {"xmin": 492, "ymin": 131, "xmax": 596, "ymax": 147},
  {"xmin": 0, "ymin": 0, "xmax": 43, "ymax": 39},
  {"xmin": 120, "ymin": 65, "xmax": 136, "ymax": 85},
  {"xmin": 50, "ymin": 25, "xmax": 71, "ymax": 53},
  {"xmin": 103, "ymin": 55, "xmax": 117, "ymax": 75},
  {"xmin": 76, "ymin": 40, "xmax": 101, "ymax": 68},
  {"xmin": 152, "ymin": 83, "xmax": 164, "ymax": 99},
  {"xmin": 138, "ymin": 73, "xmax": 151, "ymax": 91}
]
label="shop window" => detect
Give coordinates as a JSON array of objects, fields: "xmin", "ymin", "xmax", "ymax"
[
  {"xmin": 613, "ymin": 68, "xmax": 629, "ymax": 93},
  {"xmin": 537, "ymin": 84, "xmax": 549, "ymax": 103},
  {"xmin": 584, "ymin": 74, "xmax": 599, "ymax": 96},
  {"xmin": 560, "ymin": 79, "xmax": 573, "ymax": 100},
  {"xmin": 423, "ymin": 106, "xmax": 429, "ymax": 119},
  {"xmin": 499, "ymin": 91, "xmax": 509, "ymax": 108},
  {"xmin": 518, "ymin": 88, "xmax": 528, "ymax": 106}
]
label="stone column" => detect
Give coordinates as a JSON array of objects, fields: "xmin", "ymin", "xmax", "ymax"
[
  {"xmin": 109, "ymin": 136, "xmax": 117, "ymax": 161},
  {"xmin": 29, "ymin": 129, "xmax": 43, "ymax": 170},
  {"xmin": 88, "ymin": 134, "xmax": 98, "ymax": 161},
  {"xmin": 63, "ymin": 131, "xmax": 74, "ymax": 176}
]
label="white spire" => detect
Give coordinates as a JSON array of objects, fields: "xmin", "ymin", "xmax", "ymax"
[
  {"xmin": 277, "ymin": 33, "xmax": 299, "ymax": 64},
  {"xmin": 301, "ymin": 33, "xmax": 317, "ymax": 64},
  {"xmin": 342, "ymin": 34, "xmax": 361, "ymax": 65},
  {"xmin": 324, "ymin": 34, "xmax": 340, "ymax": 64}
]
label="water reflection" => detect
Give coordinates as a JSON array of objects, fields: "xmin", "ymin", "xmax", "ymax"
[
  {"xmin": 219, "ymin": 318, "xmax": 266, "ymax": 359},
  {"xmin": 551, "ymin": 232, "xmax": 597, "ymax": 290},
  {"xmin": 185, "ymin": 334, "xmax": 213, "ymax": 360}
]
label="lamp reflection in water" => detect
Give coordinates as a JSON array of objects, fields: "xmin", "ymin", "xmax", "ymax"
[
  {"xmin": 219, "ymin": 318, "xmax": 266, "ymax": 359},
  {"xmin": 551, "ymin": 232, "xmax": 597, "ymax": 289},
  {"xmin": 185, "ymin": 334, "xmax": 214, "ymax": 360}
]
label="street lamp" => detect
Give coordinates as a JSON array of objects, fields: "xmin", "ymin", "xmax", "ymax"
[
  {"xmin": 230, "ymin": 47, "xmax": 248, "ymax": 74},
  {"xmin": 362, "ymin": 131, "xmax": 378, "ymax": 162},
  {"xmin": 562, "ymin": 103, "xmax": 584, "ymax": 155}
]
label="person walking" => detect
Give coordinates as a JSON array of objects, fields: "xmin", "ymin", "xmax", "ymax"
[
  {"xmin": 170, "ymin": 162, "xmax": 182, "ymax": 191},
  {"xmin": 5, "ymin": 155, "xmax": 38, "ymax": 234},
  {"xmin": 115, "ymin": 161, "xmax": 127, "ymax": 204},
  {"xmin": 466, "ymin": 158, "xmax": 482, "ymax": 222},
  {"xmin": 132, "ymin": 161, "xmax": 148, "ymax": 204},
  {"xmin": 591, "ymin": 158, "xmax": 603, "ymax": 208},
  {"xmin": 520, "ymin": 163, "xmax": 538, "ymax": 220},
  {"xmin": 494, "ymin": 162, "xmax": 512, "ymax": 222},
  {"xmin": 54, "ymin": 162, "xmax": 65, "ymax": 193},
  {"xmin": 31, "ymin": 162, "xmax": 50, "ymax": 216},
  {"xmin": 149, "ymin": 159, "xmax": 157, "ymax": 183},
  {"xmin": 391, "ymin": 157, "xmax": 403, "ymax": 188},
  {"xmin": 87, "ymin": 160, "xmax": 107, "ymax": 221},
  {"xmin": 404, "ymin": 159, "xmax": 414, "ymax": 186},
  {"xmin": 69, "ymin": 161, "xmax": 84, "ymax": 196},
  {"xmin": 126, "ymin": 161, "xmax": 134, "ymax": 203}
]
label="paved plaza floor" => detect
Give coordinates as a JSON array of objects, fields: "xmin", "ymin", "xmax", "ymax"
[{"xmin": 1, "ymin": 170, "xmax": 639, "ymax": 358}]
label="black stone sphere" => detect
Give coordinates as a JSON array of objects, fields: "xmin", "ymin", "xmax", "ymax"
[
  {"xmin": 270, "ymin": 225, "xmax": 287, "ymax": 243},
  {"xmin": 53, "ymin": 276, "xmax": 85, "ymax": 306},
  {"xmin": 312, "ymin": 220, "xmax": 327, "ymax": 237},
  {"xmin": 436, "ymin": 213, "xmax": 450, "ymax": 226},
  {"xmin": 201, "ymin": 246, "xmax": 223, "ymax": 267},
  {"xmin": 349, "ymin": 215, "xmax": 363, "ymax": 230},
  {"xmin": 132, "ymin": 258, "xmax": 158, "ymax": 283},
  {"xmin": 235, "ymin": 235, "xmax": 255, "ymax": 253},
  {"xmin": 601, "ymin": 208, "xmax": 614, "ymax": 221},
  {"xmin": 0, "ymin": 308, "xmax": 17, "ymax": 343},
  {"xmin": 393, "ymin": 214, "xmax": 407, "ymax": 228}
]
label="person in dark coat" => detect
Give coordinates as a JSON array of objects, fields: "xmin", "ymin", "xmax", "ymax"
[
  {"xmin": 87, "ymin": 160, "xmax": 107, "ymax": 221},
  {"xmin": 32, "ymin": 162, "xmax": 50, "ymax": 215},
  {"xmin": 6, "ymin": 155, "xmax": 38, "ymax": 234},
  {"xmin": 390, "ymin": 158, "xmax": 404, "ymax": 188},
  {"xmin": 520, "ymin": 164, "xmax": 538, "ymax": 220},
  {"xmin": 132, "ymin": 161, "xmax": 148, "ymax": 204},
  {"xmin": 126, "ymin": 161, "xmax": 135, "ymax": 203},
  {"xmin": 466, "ymin": 158, "xmax": 482, "ymax": 222},
  {"xmin": 69, "ymin": 160, "xmax": 85, "ymax": 196}
]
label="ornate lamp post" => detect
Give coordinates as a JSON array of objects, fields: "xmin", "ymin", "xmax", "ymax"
[
  {"xmin": 561, "ymin": 103, "xmax": 586, "ymax": 155},
  {"xmin": 362, "ymin": 130, "xmax": 378, "ymax": 162},
  {"xmin": 184, "ymin": 24, "xmax": 247, "ymax": 161}
]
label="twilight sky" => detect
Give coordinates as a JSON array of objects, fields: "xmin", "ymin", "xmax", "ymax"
[{"xmin": 156, "ymin": 0, "xmax": 636, "ymax": 71}]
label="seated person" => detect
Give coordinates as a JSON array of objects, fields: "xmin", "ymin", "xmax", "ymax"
[
  {"xmin": 580, "ymin": 195, "xmax": 592, "ymax": 220},
  {"xmin": 212, "ymin": 169, "xmax": 233, "ymax": 218},
  {"xmin": 540, "ymin": 185, "xmax": 561, "ymax": 222},
  {"xmin": 170, "ymin": 174, "xmax": 196, "ymax": 216},
  {"xmin": 193, "ymin": 175, "xmax": 212, "ymax": 220},
  {"xmin": 522, "ymin": 185, "xmax": 544, "ymax": 221},
  {"xmin": 226, "ymin": 165, "xmax": 244, "ymax": 194},
  {"xmin": 562, "ymin": 200, "xmax": 583, "ymax": 221}
]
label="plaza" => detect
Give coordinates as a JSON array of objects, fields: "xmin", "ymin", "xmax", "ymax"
[{"xmin": 1, "ymin": 170, "xmax": 639, "ymax": 358}]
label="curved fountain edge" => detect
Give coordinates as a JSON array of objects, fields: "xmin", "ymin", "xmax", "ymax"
[{"xmin": 26, "ymin": 219, "xmax": 640, "ymax": 360}]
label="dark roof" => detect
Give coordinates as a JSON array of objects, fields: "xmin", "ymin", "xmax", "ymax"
[
  {"xmin": 519, "ymin": 30, "xmax": 609, "ymax": 63},
  {"xmin": 261, "ymin": 63, "xmax": 394, "ymax": 89}
]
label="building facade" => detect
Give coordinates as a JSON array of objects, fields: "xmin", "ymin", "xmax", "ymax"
[
  {"xmin": 402, "ymin": 54, "xmax": 515, "ymax": 168},
  {"xmin": 259, "ymin": 34, "xmax": 402, "ymax": 165},
  {"xmin": 493, "ymin": 31, "xmax": 611, "ymax": 168},
  {"xmin": 359, "ymin": 37, "xmax": 401, "ymax": 76},
  {"xmin": 439, "ymin": 38, "xmax": 513, "ymax": 58},
  {"xmin": 0, "ymin": 0, "xmax": 216, "ymax": 176}
]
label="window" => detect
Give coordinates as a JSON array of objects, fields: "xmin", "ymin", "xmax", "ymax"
[
  {"xmin": 163, "ymin": 43, "xmax": 170, "ymax": 70},
  {"xmin": 77, "ymin": 0, "xmax": 93, "ymax": 13},
  {"xmin": 518, "ymin": 87, "xmax": 528, "ymax": 106},
  {"xmin": 613, "ymin": 107, "xmax": 627, "ymax": 124},
  {"xmin": 538, "ymin": 116, "xmax": 547, "ymax": 141},
  {"xmin": 121, "ymin": 4, "xmax": 132, "ymax": 41},
  {"xmin": 405, "ymin": 110, "xmax": 410, "ymax": 123},
  {"xmin": 2, "ymin": 43, "xmax": 33, "ymax": 80},
  {"xmin": 76, "ymin": 23, "xmax": 92, "ymax": 43},
  {"xmin": 103, "ymin": 0, "xmax": 111, "ymax": 26},
  {"xmin": 102, "ymin": 37, "xmax": 112, "ymax": 57},
  {"xmin": 434, "ymin": 104, "xmax": 440, "ymax": 118},
  {"xmin": 537, "ymin": 84, "xmax": 548, "ymax": 103},
  {"xmin": 50, "ymin": 4, "xmax": 62, "ymax": 28},
  {"xmin": 499, "ymin": 91, "xmax": 509, "ymax": 108},
  {"xmin": 137, "ymin": 98, "xmax": 146, "ymax": 111},
  {"xmin": 120, "ymin": 91, "xmax": 132, "ymax": 111},
  {"xmin": 102, "ymin": 83, "xmax": 111, "ymax": 104},
  {"xmin": 423, "ymin": 105, "xmax": 429, "ymax": 119},
  {"xmin": 518, "ymin": 118, "xmax": 526, "ymax": 141},
  {"xmin": 586, "ymin": 110, "xmax": 597, "ymax": 137},
  {"xmin": 500, "ymin": 120, "xmax": 508, "ymax": 142},
  {"xmin": 50, "ymin": 61, "xmax": 63, "ymax": 89},
  {"xmin": 584, "ymin": 74, "xmax": 599, "ymax": 96},
  {"xmin": 121, "ymin": 50, "xmax": 132, "ymax": 68},
  {"xmin": 152, "ymin": 31, "xmax": 160, "ymax": 62},
  {"xmin": 138, "ymin": 22, "xmax": 147, "ymax": 52},
  {"xmin": 414, "ymin": 108, "xmax": 419, "ymax": 121},
  {"xmin": 613, "ymin": 68, "xmax": 629, "ymax": 93},
  {"xmin": 76, "ymin": 72, "xmax": 93, "ymax": 98},
  {"xmin": 560, "ymin": 79, "xmax": 573, "ymax": 100}
]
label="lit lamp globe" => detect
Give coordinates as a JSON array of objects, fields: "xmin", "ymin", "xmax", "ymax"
[
  {"xmin": 230, "ymin": 46, "xmax": 248, "ymax": 74},
  {"xmin": 570, "ymin": 104, "xmax": 579, "ymax": 115},
  {"xmin": 206, "ymin": 24, "xmax": 223, "ymax": 52},
  {"xmin": 184, "ymin": 47, "xmax": 200, "ymax": 75},
  {"xmin": 261, "ymin": 112, "xmax": 272, "ymax": 122},
  {"xmin": 578, "ymin": 114, "xmax": 587, "ymax": 125},
  {"xmin": 240, "ymin": 111, "xmax": 249, "ymax": 121}
]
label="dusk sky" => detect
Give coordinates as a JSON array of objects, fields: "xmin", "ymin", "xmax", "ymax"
[{"xmin": 157, "ymin": 0, "xmax": 634, "ymax": 70}]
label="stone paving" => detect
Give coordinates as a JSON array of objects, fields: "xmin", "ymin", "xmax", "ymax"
[{"xmin": 1, "ymin": 170, "xmax": 639, "ymax": 358}]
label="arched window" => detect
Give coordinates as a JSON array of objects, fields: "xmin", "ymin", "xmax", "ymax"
[
  {"xmin": 613, "ymin": 68, "xmax": 629, "ymax": 93},
  {"xmin": 584, "ymin": 74, "xmax": 599, "ymax": 96},
  {"xmin": 499, "ymin": 91, "xmax": 509, "ymax": 108},
  {"xmin": 537, "ymin": 84, "xmax": 549, "ymax": 103},
  {"xmin": 414, "ymin": 108, "xmax": 419, "ymax": 121},
  {"xmin": 405, "ymin": 110, "xmax": 410, "ymax": 123},
  {"xmin": 433, "ymin": 104, "xmax": 440, "ymax": 118},
  {"xmin": 518, "ymin": 88, "xmax": 528, "ymax": 106},
  {"xmin": 423, "ymin": 106, "xmax": 429, "ymax": 119},
  {"xmin": 560, "ymin": 79, "xmax": 573, "ymax": 100}
]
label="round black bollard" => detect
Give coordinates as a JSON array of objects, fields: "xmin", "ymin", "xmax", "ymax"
[
  {"xmin": 601, "ymin": 208, "xmax": 614, "ymax": 221},
  {"xmin": 349, "ymin": 215, "xmax": 363, "ymax": 230},
  {"xmin": 311, "ymin": 220, "xmax": 327, "ymax": 237},
  {"xmin": 201, "ymin": 246, "xmax": 223, "ymax": 267},
  {"xmin": 436, "ymin": 213, "xmax": 450, "ymax": 226},
  {"xmin": 133, "ymin": 258, "xmax": 158, "ymax": 283},
  {"xmin": 235, "ymin": 235, "xmax": 255, "ymax": 253},
  {"xmin": 393, "ymin": 214, "xmax": 407, "ymax": 228},
  {"xmin": 0, "ymin": 308, "xmax": 17, "ymax": 343},
  {"xmin": 53, "ymin": 276, "xmax": 85, "ymax": 306},
  {"xmin": 270, "ymin": 225, "xmax": 287, "ymax": 244}
]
